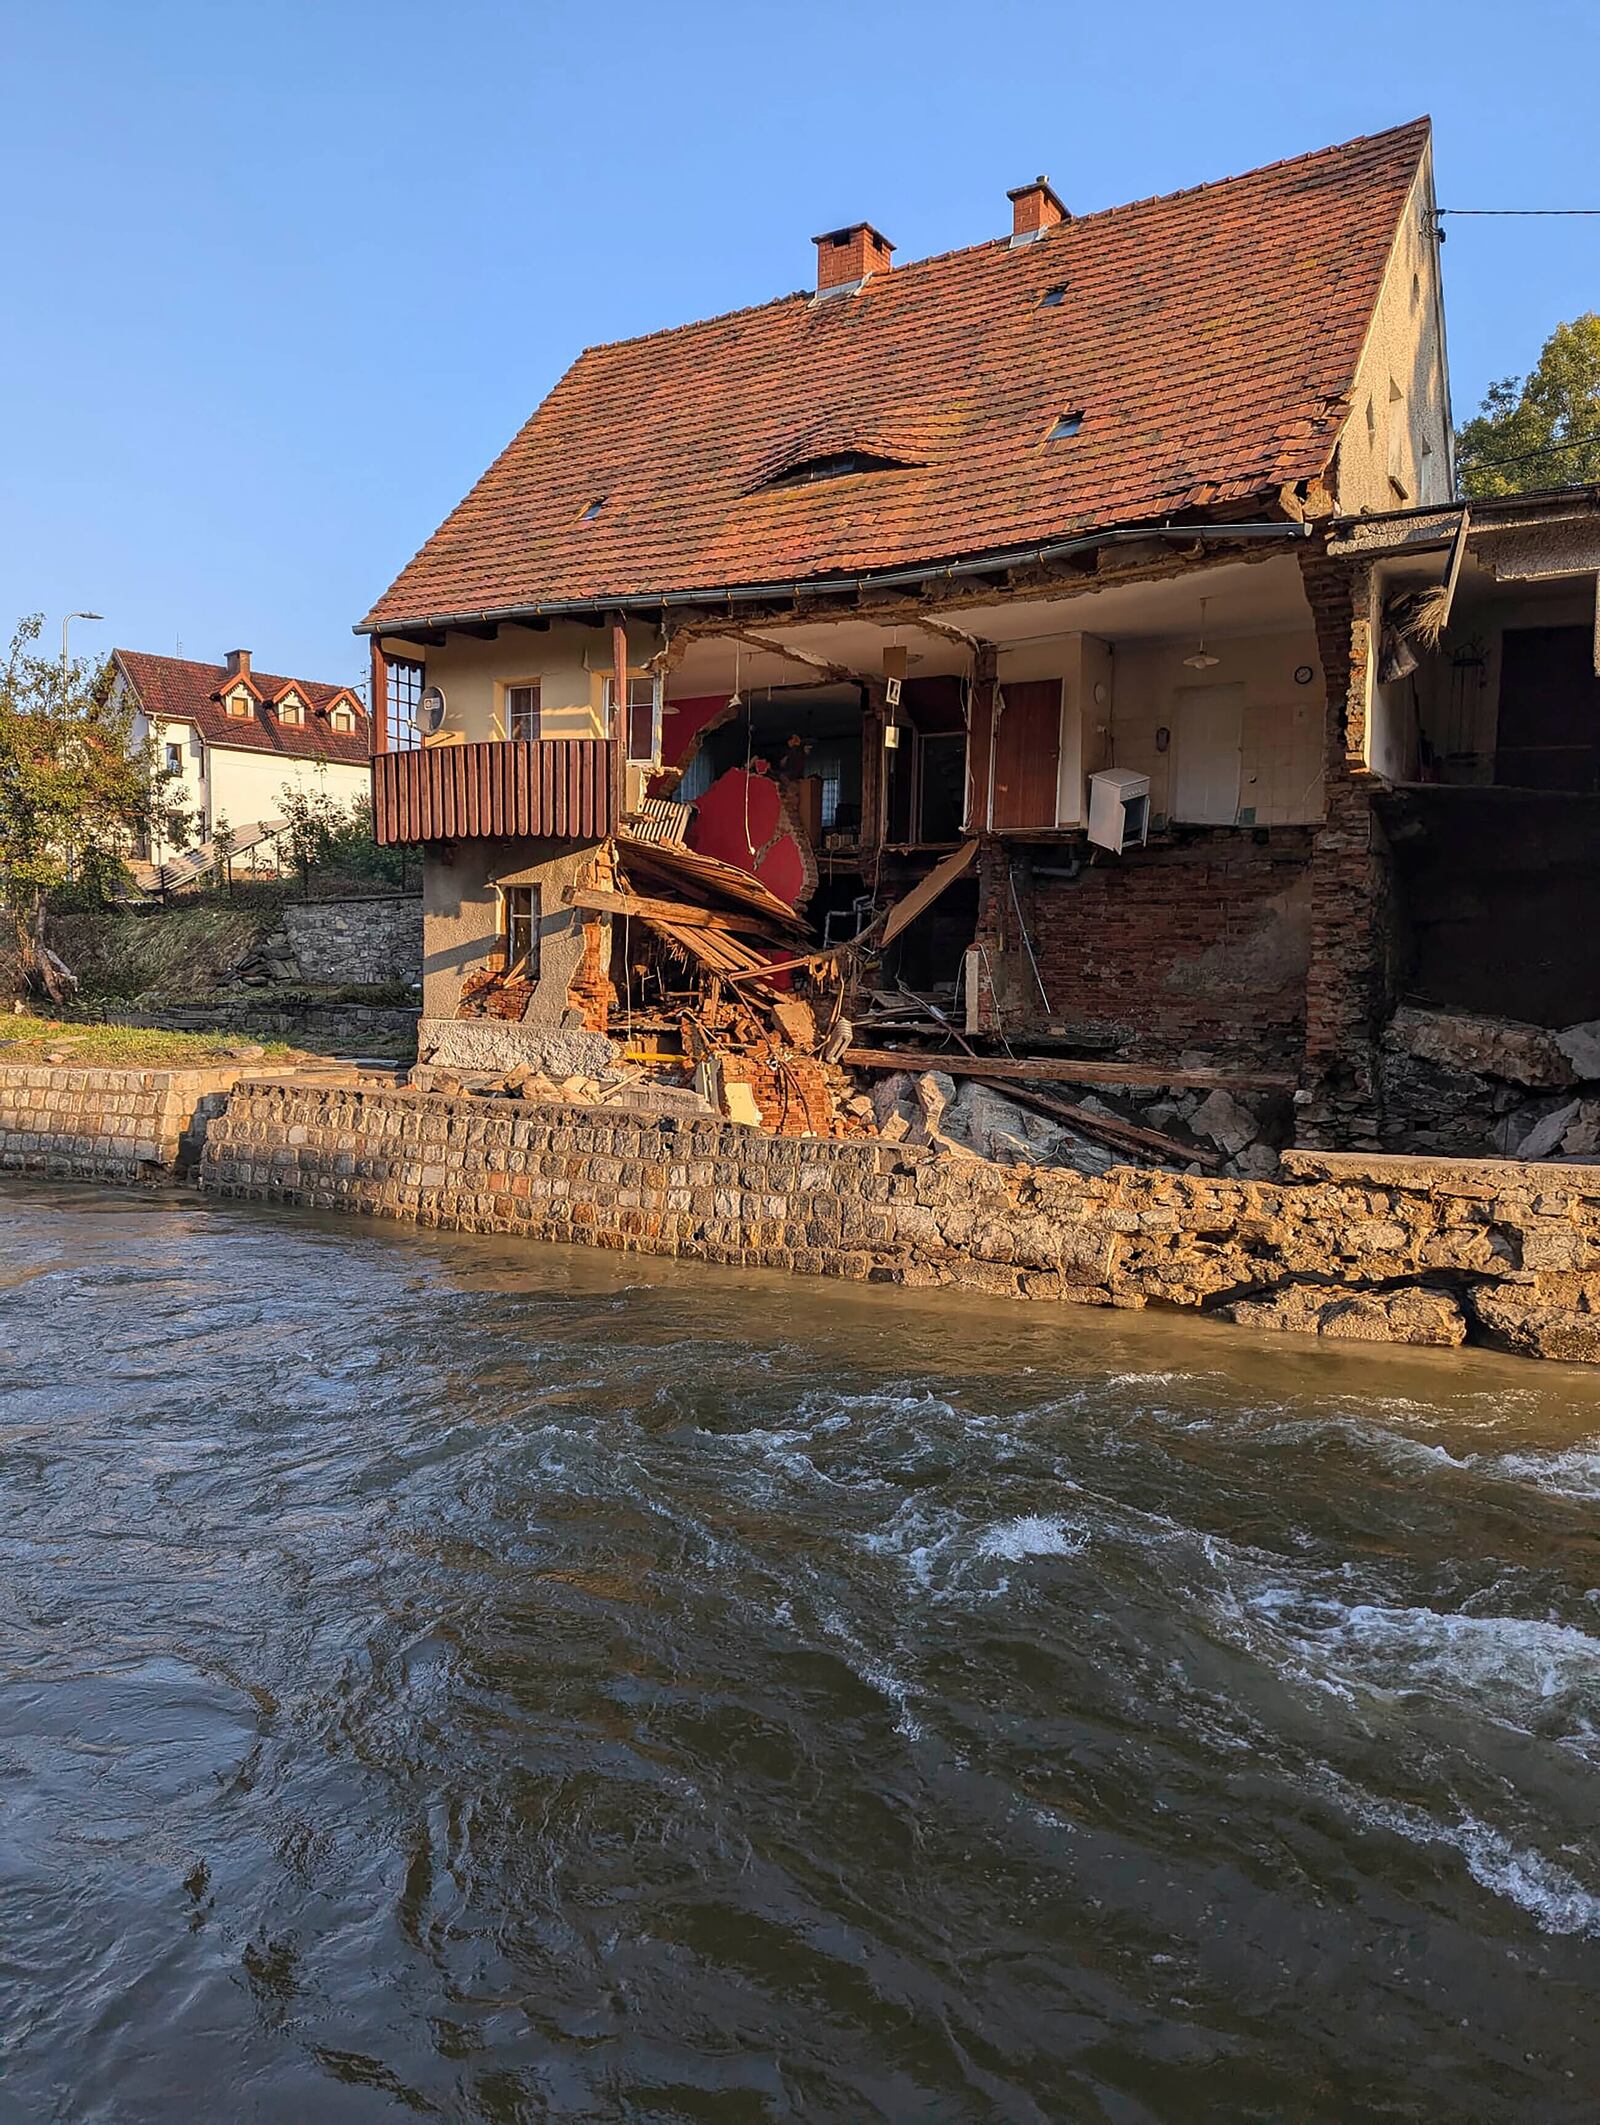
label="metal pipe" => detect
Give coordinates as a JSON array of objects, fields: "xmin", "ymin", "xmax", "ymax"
[{"xmin": 61, "ymin": 610, "xmax": 103, "ymax": 697}]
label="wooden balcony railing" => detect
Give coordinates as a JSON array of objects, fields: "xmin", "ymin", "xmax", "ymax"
[{"xmin": 372, "ymin": 738, "xmax": 617, "ymax": 845}]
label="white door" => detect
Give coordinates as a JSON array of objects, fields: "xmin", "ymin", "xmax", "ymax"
[{"xmin": 1173, "ymin": 684, "xmax": 1244, "ymax": 824}]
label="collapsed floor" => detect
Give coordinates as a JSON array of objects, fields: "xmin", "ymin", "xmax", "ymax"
[{"xmin": 415, "ymin": 827, "xmax": 1302, "ymax": 1179}]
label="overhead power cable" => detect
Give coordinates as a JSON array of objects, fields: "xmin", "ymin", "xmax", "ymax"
[
  {"xmin": 1457, "ymin": 435, "xmax": 1600, "ymax": 473},
  {"xmin": 1436, "ymin": 207, "xmax": 1600, "ymax": 217}
]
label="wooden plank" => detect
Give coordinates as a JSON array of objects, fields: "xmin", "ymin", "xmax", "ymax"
[
  {"xmin": 878, "ymin": 838, "xmax": 979, "ymax": 948},
  {"xmin": 841, "ymin": 1046, "xmax": 1293, "ymax": 1093},
  {"xmin": 566, "ymin": 887, "xmax": 783, "ymax": 938},
  {"xmin": 977, "ymin": 1077, "xmax": 1220, "ymax": 1169}
]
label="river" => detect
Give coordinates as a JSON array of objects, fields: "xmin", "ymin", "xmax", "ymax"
[{"xmin": 1, "ymin": 1183, "xmax": 1597, "ymax": 2122}]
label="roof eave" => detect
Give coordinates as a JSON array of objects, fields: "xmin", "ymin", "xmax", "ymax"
[{"xmin": 358, "ymin": 509, "xmax": 1315, "ymax": 638}]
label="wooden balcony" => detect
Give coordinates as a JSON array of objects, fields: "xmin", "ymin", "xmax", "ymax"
[{"xmin": 372, "ymin": 738, "xmax": 617, "ymax": 845}]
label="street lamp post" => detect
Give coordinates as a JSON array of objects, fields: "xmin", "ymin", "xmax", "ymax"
[{"xmin": 61, "ymin": 611, "xmax": 105, "ymax": 699}]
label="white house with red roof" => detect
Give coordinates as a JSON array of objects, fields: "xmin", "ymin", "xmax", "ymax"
[{"xmin": 112, "ymin": 648, "xmax": 372, "ymax": 863}]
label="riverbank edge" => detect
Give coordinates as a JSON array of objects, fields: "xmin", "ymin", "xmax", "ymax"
[
  {"xmin": 200, "ymin": 1076, "xmax": 1600, "ymax": 1365},
  {"xmin": 4, "ymin": 1064, "xmax": 1597, "ymax": 1364}
]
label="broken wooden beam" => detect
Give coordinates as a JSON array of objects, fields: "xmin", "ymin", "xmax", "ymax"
[
  {"xmin": 977, "ymin": 1076, "xmax": 1219, "ymax": 1169},
  {"xmin": 841, "ymin": 1047, "xmax": 1294, "ymax": 1093},
  {"xmin": 566, "ymin": 886, "xmax": 784, "ymax": 940},
  {"xmin": 876, "ymin": 838, "xmax": 979, "ymax": 948}
]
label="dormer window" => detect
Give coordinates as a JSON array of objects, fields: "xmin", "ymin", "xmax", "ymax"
[
  {"xmin": 277, "ymin": 692, "xmax": 304, "ymax": 725},
  {"xmin": 764, "ymin": 450, "xmax": 913, "ymax": 490},
  {"xmin": 328, "ymin": 705, "xmax": 356, "ymax": 733},
  {"xmin": 226, "ymin": 688, "xmax": 253, "ymax": 717}
]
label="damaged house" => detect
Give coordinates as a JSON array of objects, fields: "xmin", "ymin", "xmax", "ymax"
[
  {"xmin": 1314, "ymin": 484, "xmax": 1600, "ymax": 1162},
  {"xmin": 358, "ymin": 119, "xmax": 1465, "ymax": 1171}
]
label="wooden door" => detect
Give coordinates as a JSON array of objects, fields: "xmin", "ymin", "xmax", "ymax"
[
  {"xmin": 1497, "ymin": 626, "xmax": 1600, "ymax": 791},
  {"xmin": 1173, "ymin": 684, "xmax": 1244, "ymax": 824},
  {"xmin": 991, "ymin": 679, "xmax": 1061, "ymax": 829}
]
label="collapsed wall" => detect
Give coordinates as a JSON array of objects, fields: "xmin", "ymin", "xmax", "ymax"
[{"xmin": 198, "ymin": 1081, "xmax": 1600, "ymax": 1364}]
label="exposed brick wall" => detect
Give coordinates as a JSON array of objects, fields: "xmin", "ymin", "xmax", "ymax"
[
  {"xmin": 1298, "ymin": 545, "xmax": 1394, "ymax": 1143},
  {"xmin": 977, "ymin": 833, "xmax": 1314, "ymax": 1062},
  {"xmin": 0, "ymin": 1064, "xmax": 251, "ymax": 1184},
  {"xmin": 196, "ymin": 1082, "xmax": 1600, "ymax": 1362}
]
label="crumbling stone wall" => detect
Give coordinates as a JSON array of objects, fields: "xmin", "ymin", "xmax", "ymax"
[
  {"xmin": 198, "ymin": 1082, "xmax": 1600, "ymax": 1363},
  {"xmin": 0, "ymin": 1064, "xmax": 253, "ymax": 1184}
]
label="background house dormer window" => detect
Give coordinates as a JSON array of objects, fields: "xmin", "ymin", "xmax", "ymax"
[
  {"xmin": 328, "ymin": 705, "xmax": 356, "ymax": 733},
  {"xmin": 277, "ymin": 693, "xmax": 304, "ymax": 725},
  {"xmin": 226, "ymin": 688, "xmax": 253, "ymax": 717}
]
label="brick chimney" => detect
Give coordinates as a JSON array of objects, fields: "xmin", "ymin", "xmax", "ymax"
[
  {"xmin": 224, "ymin": 648, "xmax": 252, "ymax": 678},
  {"xmin": 1007, "ymin": 176, "xmax": 1067, "ymax": 245},
  {"xmin": 812, "ymin": 222, "xmax": 894, "ymax": 295}
]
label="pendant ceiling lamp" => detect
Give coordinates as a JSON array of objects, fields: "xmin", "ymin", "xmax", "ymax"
[{"xmin": 1184, "ymin": 597, "xmax": 1220, "ymax": 671}]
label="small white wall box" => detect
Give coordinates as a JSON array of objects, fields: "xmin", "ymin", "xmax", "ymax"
[{"xmin": 1087, "ymin": 768, "xmax": 1151, "ymax": 853}]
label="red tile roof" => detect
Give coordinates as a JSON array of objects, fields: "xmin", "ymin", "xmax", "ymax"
[
  {"xmin": 363, "ymin": 121, "xmax": 1431, "ymax": 630},
  {"xmin": 114, "ymin": 651, "xmax": 371, "ymax": 764}
]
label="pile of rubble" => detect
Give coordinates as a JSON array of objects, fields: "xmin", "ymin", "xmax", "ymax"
[
  {"xmin": 856, "ymin": 1069, "xmax": 1284, "ymax": 1178},
  {"xmin": 1381, "ymin": 1003, "xmax": 1600, "ymax": 1161}
]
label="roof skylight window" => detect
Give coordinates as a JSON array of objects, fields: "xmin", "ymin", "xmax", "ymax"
[
  {"xmin": 578, "ymin": 496, "xmax": 606, "ymax": 523},
  {"xmin": 1038, "ymin": 284, "xmax": 1069, "ymax": 308},
  {"xmin": 1047, "ymin": 410, "xmax": 1084, "ymax": 440}
]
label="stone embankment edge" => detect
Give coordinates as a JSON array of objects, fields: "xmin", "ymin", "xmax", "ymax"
[
  {"xmin": 189, "ymin": 1078, "xmax": 1600, "ymax": 1366},
  {"xmin": 0, "ymin": 1062, "xmax": 264, "ymax": 1185}
]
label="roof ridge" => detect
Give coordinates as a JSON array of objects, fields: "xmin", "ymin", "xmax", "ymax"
[
  {"xmin": 117, "ymin": 646, "xmax": 365, "ymax": 705},
  {"xmin": 562, "ymin": 118, "xmax": 1430, "ymax": 366}
]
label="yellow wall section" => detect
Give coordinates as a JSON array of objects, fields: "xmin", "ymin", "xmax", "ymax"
[
  {"xmin": 1336, "ymin": 155, "xmax": 1452, "ymax": 514},
  {"xmin": 400, "ymin": 620, "xmax": 660, "ymax": 744}
]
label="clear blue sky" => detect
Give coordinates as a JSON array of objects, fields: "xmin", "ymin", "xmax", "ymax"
[{"xmin": 4, "ymin": 0, "xmax": 1598, "ymax": 687}]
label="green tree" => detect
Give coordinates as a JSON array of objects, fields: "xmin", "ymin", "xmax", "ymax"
[
  {"xmin": 276, "ymin": 777, "xmax": 345, "ymax": 899},
  {"xmin": 0, "ymin": 616, "xmax": 188, "ymax": 999},
  {"xmin": 211, "ymin": 811, "xmax": 237, "ymax": 899},
  {"xmin": 1456, "ymin": 314, "xmax": 1600, "ymax": 497}
]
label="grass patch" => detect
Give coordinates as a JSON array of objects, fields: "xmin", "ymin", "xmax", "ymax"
[
  {"xmin": 0, "ymin": 1014, "xmax": 299, "ymax": 1068},
  {"xmin": 48, "ymin": 905, "xmax": 278, "ymax": 1001}
]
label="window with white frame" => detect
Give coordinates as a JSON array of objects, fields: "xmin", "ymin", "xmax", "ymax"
[
  {"xmin": 164, "ymin": 741, "xmax": 183, "ymax": 776},
  {"xmin": 504, "ymin": 682, "xmax": 542, "ymax": 741},
  {"xmin": 328, "ymin": 705, "xmax": 356, "ymax": 732},
  {"xmin": 603, "ymin": 674, "xmax": 661, "ymax": 764}
]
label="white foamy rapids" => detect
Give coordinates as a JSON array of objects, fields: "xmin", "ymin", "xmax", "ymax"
[
  {"xmin": 974, "ymin": 1515, "xmax": 1091, "ymax": 1562},
  {"xmin": 859, "ymin": 1499, "xmax": 1092, "ymax": 1599},
  {"xmin": 1320, "ymin": 1773, "xmax": 1600, "ymax": 1939},
  {"xmin": 1484, "ymin": 1442, "xmax": 1600, "ymax": 1502},
  {"xmin": 1247, "ymin": 1590, "xmax": 1600, "ymax": 1740}
]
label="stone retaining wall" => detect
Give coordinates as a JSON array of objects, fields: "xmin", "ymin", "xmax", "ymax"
[
  {"xmin": 198, "ymin": 1082, "xmax": 1600, "ymax": 1363},
  {"xmin": 281, "ymin": 894, "xmax": 422, "ymax": 985},
  {"xmin": 0, "ymin": 1064, "xmax": 255, "ymax": 1184}
]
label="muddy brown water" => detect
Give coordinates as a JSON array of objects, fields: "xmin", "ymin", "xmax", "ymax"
[{"xmin": 1, "ymin": 1183, "xmax": 1598, "ymax": 2123}]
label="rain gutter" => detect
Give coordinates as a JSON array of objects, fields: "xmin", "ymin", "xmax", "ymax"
[{"xmin": 357, "ymin": 519, "xmax": 1314, "ymax": 638}]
